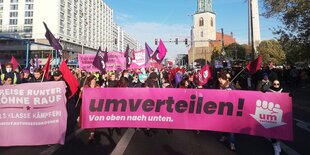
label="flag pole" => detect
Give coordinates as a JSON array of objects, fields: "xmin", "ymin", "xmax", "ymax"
[
  {"xmin": 75, "ymin": 76, "xmax": 88, "ymax": 108},
  {"xmin": 41, "ymin": 70, "xmax": 46, "ymax": 82},
  {"xmin": 230, "ymin": 67, "xmax": 246, "ymax": 83}
]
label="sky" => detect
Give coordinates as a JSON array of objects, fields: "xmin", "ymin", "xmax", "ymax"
[{"xmin": 104, "ymin": 0, "xmax": 282, "ymax": 59}]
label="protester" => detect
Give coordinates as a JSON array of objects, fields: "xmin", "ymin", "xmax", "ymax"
[
  {"xmin": 81, "ymin": 75, "xmax": 100, "ymax": 142},
  {"xmin": 1, "ymin": 74, "xmax": 13, "ymax": 85},
  {"xmin": 217, "ymin": 70, "xmax": 237, "ymax": 151},
  {"xmin": 107, "ymin": 72, "xmax": 118, "ymax": 87},
  {"xmin": 29, "ymin": 68, "xmax": 46, "ymax": 83},
  {"xmin": 0, "ymin": 62, "xmax": 21, "ymax": 84},
  {"xmin": 256, "ymin": 73, "xmax": 272, "ymax": 92},
  {"xmin": 268, "ymin": 79, "xmax": 282, "ymax": 155},
  {"xmin": 129, "ymin": 73, "xmax": 142, "ymax": 88},
  {"xmin": 145, "ymin": 72, "xmax": 159, "ymax": 88},
  {"xmin": 21, "ymin": 68, "xmax": 33, "ymax": 83}
]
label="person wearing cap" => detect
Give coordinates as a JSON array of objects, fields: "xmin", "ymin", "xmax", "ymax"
[
  {"xmin": 51, "ymin": 70, "xmax": 79, "ymax": 137},
  {"xmin": 21, "ymin": 68, "xmax": 33, "ymax": 83},
  {"xmin": 257, "ymin": 73, "xmax": 271, "ymax": 92},
  {"xmin": 1, "ymin": 62, "xmax": 21, "ymax": 84},
  {"xmin": 52, "ymin": 70, "xmax": 63, "ymax": 81}
]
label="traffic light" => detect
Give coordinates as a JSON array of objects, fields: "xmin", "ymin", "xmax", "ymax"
[
  {"xmin": 155, "ymin": 39, "xmax": 158, "ymax": 45},
  {"xmin": 175, "ymin": 38, "xmax": 178, "ymax": 45},
  {"xmin": 185, "ymin": 38, "xmax": 188, "ymax": 45}
]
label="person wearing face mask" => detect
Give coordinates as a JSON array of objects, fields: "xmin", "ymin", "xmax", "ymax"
[{"xmin": 1, "ymin": 62, "xmax": 21, "ymax": 85}]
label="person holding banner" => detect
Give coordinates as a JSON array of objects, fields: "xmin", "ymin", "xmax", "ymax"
[
  {"xmin": 217, "ymin": 70, "xmax": 237, "ymax": 151},
  {"xmin": 267, "ymin": 79, "xmax": 283, "ymax": 155},
  {"xmin": 107, "ymin": 72, "xmax": 118, "ymax": 88},
  {"xmin": 29, "ymin": 68, "xmax": 47, "ymax": 83},
  {"xmin": 81, "ymin": 75, "xmax": 101, "ymax": 142},
  {"xmin": 21, "ymin": 68, "xmax": 33, "ymax": 83},
  {"xmin": 129, "ymin": 73, "xmax": 142, "ymax": 88},
  {"xmin": 1, "ymin": 74, "xmax": 13, "ymax": 85},
  {"xmin": 0, "ymin": 62, "xmax": 21, "ymax": 84}
]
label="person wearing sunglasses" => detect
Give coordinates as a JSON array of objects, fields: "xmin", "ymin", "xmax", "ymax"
[
  {"xmin": 268, "ymin": 79, "xmax": 282, "ymax": 155},
  {"xmin": 269, "ymin": 80, "xmax": 283, "ymax": 93}
]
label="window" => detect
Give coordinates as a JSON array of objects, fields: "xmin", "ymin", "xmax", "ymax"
[
  {"xmin": 201, "ymin": 31, "xmax": 203, "ymax": 37},
  {"xmin": 211, "ymin": 17, "xmax": 214, "ymax": 27},
  {"xmin": 25, "ymin": 4, "xmax": 33, "ymax": 10},
  {"xmin": 24, "ymin": 18, "xmax": 33, "ymax": 24},
  {"xmin": 10, "ymin": 4, "xmax": 18, "ymax": 10},
  {"xmin": 0, "ymin": 0, "xmax": 3, "ymax": 3},
  {"xmin": 10, "ymin": 0, "xmax": 18, "ymax": 3},
  {"xmin": 0, "ymin": 19, "xmax": 2, "ymax": 25},
  {"xmin": 0, "ymin": 5, "xmax": 3, "ymax": 11},
  {"xmin": 26, "ymin": 0, "xmax": 34, "ymax": 2},
  {"xmin": 24, "ymin": 26, "xmax": 32, "ymax": 32},
  {"xmin": 199, "ymin": 17, "xmax": 204, "ymax": 27},
  {"xmin": 9, "ymin": 19, "xmax": 18, "ymax": 25},
  {"xmin": 9, "ymin": 26, "xmax": 18, "ymax": 32},
  {"xmin": 25, "ymin": 11, "xmax": 33, "ymax": 17},
  {"xmin": 10, "ymin": 12, "xmax": 18, "ymax": 17}
]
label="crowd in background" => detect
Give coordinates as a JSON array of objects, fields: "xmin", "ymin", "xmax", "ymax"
[{"xmin": 0, "ymin": 61, "xmax": 309, "ymax": 153}]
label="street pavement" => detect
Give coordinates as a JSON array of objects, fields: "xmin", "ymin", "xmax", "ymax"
[{"xmin": 0, "ymin": 86, "xmax": 309, "ymax": 155}]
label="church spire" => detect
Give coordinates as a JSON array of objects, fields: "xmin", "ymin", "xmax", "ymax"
[{"xmin": 197, "ymin": 0, "xmax": 213, "ymax": 13}]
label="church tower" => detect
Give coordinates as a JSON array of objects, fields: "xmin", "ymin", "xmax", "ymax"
[{"xmin": 189, "ymin": 0, "xmax": 216, "ymax": 66}]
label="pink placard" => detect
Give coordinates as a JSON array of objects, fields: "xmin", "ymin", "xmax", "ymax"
[
  {"xmin": 0, "ymin": 82, "xmax": 68, "ymax": 146},
  {"xmin": 81, "ymin": 88, "xmax": 293, "ymax": 141},
  {"xmin": 78, "ymin": 52, "xmax": 126, "ymax": 72}
]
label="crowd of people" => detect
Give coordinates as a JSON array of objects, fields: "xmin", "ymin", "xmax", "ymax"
[{"xmin": 1, "ymin": 61, "xmax": 310, "ymax": 154}]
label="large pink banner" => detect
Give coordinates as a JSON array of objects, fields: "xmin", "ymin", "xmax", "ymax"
[
  {"xmin": 0, "ymin": 82, "xmax": 68, "ymax": 146},
  {"xmin": 78, "ymin": 52, "xmax": 126, "ymax": 72},
  {"xmin": 81, "ymin": 88, "xmax": 293, "ymax": 141}
]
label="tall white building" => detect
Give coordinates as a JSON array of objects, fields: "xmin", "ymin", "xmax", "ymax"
[
  {"xmin": 112, "ymin": 23, "xmax": 141, "ymax": 52},
  {"xmin": 249, "ymin": 0, "xmax": 261, "ymax": 56},
  {"xmin": 0, "ymin": 0, "xmax": 140, "ymax": 64}
]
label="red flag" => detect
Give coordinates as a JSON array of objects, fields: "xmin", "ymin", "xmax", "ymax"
[
  {"xmin": 198, "ymin": 64, "xmax": 212, "ymax": 86},
  {"xmin": 59, "ymin": 61, "xmax": 79, "ymax": 99},
  {"xmin": 10, "ymin": 56, "xmax": 19, "ymax": 70},
  {"xmin": 42, "ymin": 54, "xmax": 51, "ymax": 80},
  {"xmin": 246, "ymin": 55, "xmax": 262, "ymax": 74}
]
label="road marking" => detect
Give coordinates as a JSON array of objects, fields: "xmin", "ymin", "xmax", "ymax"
[
  {"xmin": 294, "ymin": 119, "xmax": 310, "ymax": 126},
  {"xmin": 294, "ymin": 118, "xmax": 310, "ymax": 132},
  {"xmin": 296, "ymin": 122, "xmax": 310, "ymax": 132},
  {"xmin": 39, "ymin": 128, "xmax": 83, "ymax": 155},
  {"xmin": 110, "ymin": 129, "xmax": 135, "ymax": 155},
  {"xmin": 280, "ymin": 142, "xmax": 301, "ymax": 155}
]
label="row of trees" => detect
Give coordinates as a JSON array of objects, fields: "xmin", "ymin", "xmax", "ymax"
[{"xmin": 212, "ymin": 0, "xmax": 309, "ymax": 65}]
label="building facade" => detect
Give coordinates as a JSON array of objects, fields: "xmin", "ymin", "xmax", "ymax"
[
  {"xmin": 188, "ymin": 0, "xmax": 217, "ymax": 67},
  {"xmin": 0, "ymin": 0, "xmax": 140, "ymax": 65}
]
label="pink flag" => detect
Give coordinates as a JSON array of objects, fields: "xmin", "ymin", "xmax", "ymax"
[
  {"xmin": 131, "ymin": 49, "xmax": 136, "ymax": 60},
  {"xmin": 198, "ymin": 64, "xmax": 212, "ymax": 86},
  {"xmin": 152, "ymin": 39, "xmax": 167, "ymax": 63},
  {"xmin": 246, "ymin": 55, "xmax": 262, "ymax": 74},
  {"xmin": 10, "ymin": 56, "xmax": 19, "ymax": 70}
]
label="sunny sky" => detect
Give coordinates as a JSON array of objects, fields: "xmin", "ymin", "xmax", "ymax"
[{"xmin": 104, "ymin": 0, "xmax": 282, "ymax": 59}]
